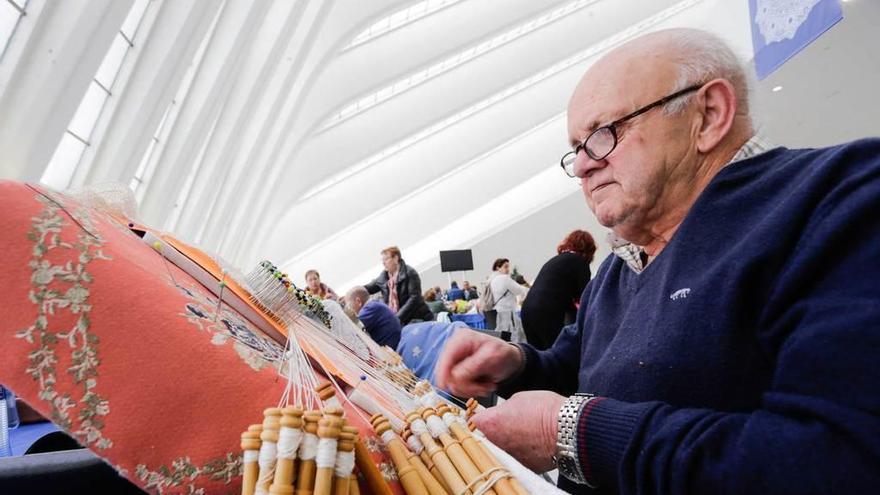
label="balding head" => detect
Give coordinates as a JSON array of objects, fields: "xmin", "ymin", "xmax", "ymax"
[
  {"xmin": 345, "ymin": 286, "xmax": 370, "ymax": 314},
  {"xmin": 565, "ymin": 28, "xmax": 753, "ymax": 253}
]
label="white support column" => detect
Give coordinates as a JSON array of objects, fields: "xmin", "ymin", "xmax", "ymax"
[
  {"xmin": 172, "ymin": 0, "xmax": 298, "ymax": 246},
  {"xmin": 137, "ymin": 0, "xmax": 272, "ymax": 232},
  {"xmin": 198, "ymin": 0, "xmax": 309, "ymax": 253},
  {"xmin": 72, "ymin": 0, "xmax": 222, "ymax": 188},
  {"xmin": 0, "ymin": 0, "xmax": 133, "ymax": 182}
]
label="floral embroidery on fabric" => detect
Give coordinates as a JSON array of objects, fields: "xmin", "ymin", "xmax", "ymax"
[
  {"xmin": 15, "ymin": 192, "xmax": 114, "ymax": 449},
  {"xmin": 379, "ymin": 461, "xmax": 399, "ymax": 482},
  {"xmin": 174, "ymin": 282, "xmax": 286, "ymax": 371},
  {"xmin": 135, "ymin": 453, "xmax": 242, "ymax": 495}
]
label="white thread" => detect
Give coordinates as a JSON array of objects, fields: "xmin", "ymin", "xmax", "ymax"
[
  {"xmin": 442, "ymin": 412, "xmax": 467, "ymax": 427},
  {"xmin": 277, "ymin": 427, "xmax": 304, "ymax": 459},
  {"xmin": 255, "ymin": 442, "xmax": 277, "ymax": 495},
  {"xmin": 334, "ymin": 450, "xmax": 356, "ymax": 477},
  {"xmin": 299, "ymin": 433, "xmax": 318, "ymax": 460},
  {"xmin": 410, "ymin": 418, "xmax": 429, "ymax": 437},
  {"xmin": 243, "ymin": 450, "xmax": 259, "ymax": 463},
  {"xmin": 426, "ymin": 415, "xmax": 448, "ymax": 438},
  {"xmin": 380, "ymin": 430, "xmax": 396, "ymax": 445},
  {"xmin": 460, "ymin": 467, "xmax": 511, "ymax": 495},
  {"xmin": 479, "ymin": 435, "xmax": 568, "ymax": 495},
  {"xmin": 406, "ymin": 434, "xmax": 423, "ymax": 454},
  {"xmin": 258, "ymin": 441, "xmax": 277, "ymax": 466},
  {"xmin": 315, "ymin": 437, "xmax": 338, "ymax": 468},
  {"xmin": 348, "ymin": 388, "xmax": 406, "ymax": 432},
  {"xmin": 323, "ymin": 395, "xmax": 342, "ymax": 409}
]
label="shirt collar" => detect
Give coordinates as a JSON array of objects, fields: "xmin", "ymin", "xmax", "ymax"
[{"xmin": 609, "ymin": 134, "xmax": 772, "ymax": 274}]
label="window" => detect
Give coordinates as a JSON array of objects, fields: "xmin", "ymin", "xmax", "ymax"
[
  {"xmin": 0, "ymin": 0, "xmax": 27, "ymax": 62},
  {"xmin": 40, "ymin": 0, "xmax": 152, "ymax": 189}
]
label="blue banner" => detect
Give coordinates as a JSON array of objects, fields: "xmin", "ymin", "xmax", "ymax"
[{"xmin": 749, "ymin": 0, "xmax": 843, "ymax": 80}]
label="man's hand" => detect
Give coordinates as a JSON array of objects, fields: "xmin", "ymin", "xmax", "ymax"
[
  {"xmin": 435, "ymin": 329, "xmax": 522, "ymax": 397},
  {"xmin": 472, "ymin": 391, "xmax": 565, "ymax": 473}
]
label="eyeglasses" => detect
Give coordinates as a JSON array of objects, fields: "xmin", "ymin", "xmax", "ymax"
[{"xmin": 560, "ymin": 83, "xmax": 704, "ymax": 178}]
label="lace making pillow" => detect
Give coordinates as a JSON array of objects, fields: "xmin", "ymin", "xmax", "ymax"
[{"xmin": 0, "ymin": 181, "xmax": 401, "ymax": 494}]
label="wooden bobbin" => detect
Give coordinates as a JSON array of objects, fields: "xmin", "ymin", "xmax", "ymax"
[
  {"xmin": 270, "ymin": 407, "xmax": 305, "ymax": 495},
  {"xmin": 436, "ymin": 405, "xmax": 523, "ymax": 495},
  {"xmin": 373, "ymin": 418, "xmax": 428, "ymax": 495},
  {"xmin": 348, "ymin": 474, "xmax": 360, "ymax": 495},
  {"xmin": 353, "ymin": 437, "xmax": 394, "ymax": 495},
  {"xmin": 333, "ymin": 426, "xmax": 358, "ymax": 495},
  {"xmin": 323, "ymin": 406, "xmax": 344, "ymax": 420},
  {"xmin": 421, "ymin": 407, "xmax": 495, "ymax": 495},
  {"xmin": 257, "ymin": 409, "xmax": 282, "ymax": 495},
  {"xmin": 394, "ymin": 425, "xmax": 449, "ymax": 495},
  {"xmin": 406, "ymin": 412, "xmax": 470, "ymax": 495},
  {"xmin": 402, "ymin": 428, "xmax": 448, "ymax": 494},
  {"xmin": 242, "ymin": 427, "xmax": 263, "ymax": 495},
  {"xmin": 316, "ymin": 383, "xmax": 342, "ymax": 409},
  {"xmin": 296, "ymin": 411, "xmax": 322, "ymax": 495},
  {"xmin": 314, "ymin": 416, "xmax": 344, "ymax": 495}
]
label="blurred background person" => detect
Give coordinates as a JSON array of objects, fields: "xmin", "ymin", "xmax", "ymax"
[
  {"xmin": 304, "ymin": 269, "xmax": 338, "ymax": 301},
  {"xmin": 521, "ymin": 229, "xmax": 596, "ymax": 350},
  {"xmin": 462, "ymin": 281, "xmax": 479, "ymax": 301},
  {"xmin": 364, "ymin": 246, "xmax": 434, "ymax": 324},
  {"xmin": 489, "ymin": 258, "xmax": 528, "ymax": 342},
  {"xmin": 424, "ymin": 288, "xmax": 448, "ymax": 319},
  {"xmin": 446, "ymin": 281, "xmax": 465, "ymax": 301}
]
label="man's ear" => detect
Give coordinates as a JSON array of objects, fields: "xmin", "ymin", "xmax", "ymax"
[{"xmin": 694, "ymin": 78, "xmax": 738, "ymax": 153}]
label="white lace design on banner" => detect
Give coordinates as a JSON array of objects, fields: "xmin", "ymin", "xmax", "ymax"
[{"xmin": 754, "ymin": 0, "xmax": 822, "ymax": 44}]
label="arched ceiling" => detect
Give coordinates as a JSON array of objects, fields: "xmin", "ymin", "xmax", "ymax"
[
  {"xmin": 1, "ymin": 0, "xmax": 755, "ymax": 291},
  {"xmin": 236, "ymin": 0, "xmax": 753, "ymax": 289}
]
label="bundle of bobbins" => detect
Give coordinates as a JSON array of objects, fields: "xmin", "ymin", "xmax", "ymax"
[
  {"xmin": 368, "ymin": 406, "xmax": 529, "ymax": 495},
  {"xmin": 245, "ymin": 260, "xmax": 332, "ymax": 329},
  {"xmin": 240, "ymin": 406, "xmax": 359, "ymax": 495}
]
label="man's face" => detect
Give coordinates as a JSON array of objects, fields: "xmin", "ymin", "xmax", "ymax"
[
  {"xmin": 566, "ymin": 54, "xmax": 694, "ymax": 234},
  {"xmin": 346, "ymin": 295, "xmax": 364, "ymax": 314},
  {"xmin": 382, "ymin": 252, "xmax": 400, "ymax": 273}
]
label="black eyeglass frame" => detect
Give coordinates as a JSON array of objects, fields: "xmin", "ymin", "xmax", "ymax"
[{"xmin": 560, "ymin": 83, "xmax": 705, "ymax": 177}]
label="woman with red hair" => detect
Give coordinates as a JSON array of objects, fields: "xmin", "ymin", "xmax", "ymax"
[{"xmin": 520, "ymin": 230, "xmax": 596, "ymax": 349}]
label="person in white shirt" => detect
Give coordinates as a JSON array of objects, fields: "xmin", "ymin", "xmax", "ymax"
[{"xmin": 489, "ymin": 258, "xmax": 528, "ymax": 343}]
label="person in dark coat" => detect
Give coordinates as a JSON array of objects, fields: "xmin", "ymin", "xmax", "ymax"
[
  {"xmin": 521, "ymin": 230, "xmax": 596, "ymax": 349},
  {"xmin": 364, "ymin": 245, "xmax": 434, "ymax": 325}
]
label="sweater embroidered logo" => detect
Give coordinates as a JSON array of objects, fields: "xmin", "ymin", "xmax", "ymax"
[{"xmin": 670, "ymin": 288, "xmax": 691, "ymax": 301}]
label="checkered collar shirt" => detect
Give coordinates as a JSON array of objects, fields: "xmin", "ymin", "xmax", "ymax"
[{"xmin": 609, "ymin": 134, "xmax": 772, "ymax": 274}]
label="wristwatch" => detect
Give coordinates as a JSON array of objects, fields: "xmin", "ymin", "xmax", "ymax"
[{"xmin": 555, "ymin": 393, "xmax": 596, "ymax": 485}]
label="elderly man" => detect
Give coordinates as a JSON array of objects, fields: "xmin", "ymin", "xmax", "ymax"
[
  {"xmin": 345, "ymin": 286, "xmax": 402, "ymax": 349},
  {"xmin": 435, "ymin": 28, "xmax": 880, "ymax": 494}
]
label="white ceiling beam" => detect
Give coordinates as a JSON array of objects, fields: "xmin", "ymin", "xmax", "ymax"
[{"xmin": 0, "ymin": 0, "xmax": 133, "ymax": 181}]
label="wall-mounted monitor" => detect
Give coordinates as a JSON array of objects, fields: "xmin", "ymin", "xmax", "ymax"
[{"xmin": 439, "ymin": 249, "xmax": 473, "ymax": 272}]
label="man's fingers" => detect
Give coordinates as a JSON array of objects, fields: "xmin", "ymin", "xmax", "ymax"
[{"xmin": 435, "ymin": 329, "xmax": 474, "ymax": 389}]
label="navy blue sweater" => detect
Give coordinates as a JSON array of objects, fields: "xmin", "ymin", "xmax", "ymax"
[
  {"xmin": 359, "ymin": 300, "xmax": 401, "ymax": 349},
  {"xmin": 502, "ymin": 140, "xmax": 880, "ymax": 494}
]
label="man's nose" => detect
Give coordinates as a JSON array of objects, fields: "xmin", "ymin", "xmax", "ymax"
[{"xmin": 573, "ymin": 149, "xmax": 605, "ymax": 178}]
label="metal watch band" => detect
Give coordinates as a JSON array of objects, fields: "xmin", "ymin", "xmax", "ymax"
[{"xmin": 556, "ymin": 393, "xmax": 595, "ymax": 485}]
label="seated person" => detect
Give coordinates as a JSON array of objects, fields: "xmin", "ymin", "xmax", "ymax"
[
  {"xmin": 423, "ymin": 288, "xmax": 448, "ymax": 317},
  {"xmin": 304, "ymin": 269, "xmax": 338, "ymax": 300},
  {"xmin": 446, "ymin": 281, "xmax": 465, "ymax": 301},
  {"xmin": 462, "ymin": 281, "xmax": 479, "ymax": 301},
  {"xmin": 345, "ymin": 286, "xmax": 401, "ymax": 349},
  {"xmin": 396, "ymin": 321, "xmax": 468, "ymax": 386}
]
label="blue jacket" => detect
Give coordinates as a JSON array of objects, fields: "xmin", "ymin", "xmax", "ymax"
[{"xmin": 501, "ymin": 140, "xmax": 880, "ymax": 494}]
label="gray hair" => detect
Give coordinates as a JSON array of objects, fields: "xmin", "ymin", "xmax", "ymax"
[
  {"xmin": 659, "ymin": 29, "xmax": 752, "ymax": 117},
  {"xmin": 345, "ymin": 285, "xmax": 369, "ymax": 303}
]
